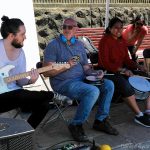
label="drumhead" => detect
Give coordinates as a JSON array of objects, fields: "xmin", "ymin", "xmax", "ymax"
[
  {"xmin": 86, "ymin": 76, "xmax": 100, "ymax": 81},
  {"xmin": 128, "ymin": 76, "xmax": 150, "ymax": 92}
]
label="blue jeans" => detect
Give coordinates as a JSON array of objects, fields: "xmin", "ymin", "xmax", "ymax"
[{"xmin": 58, "ymin": 78, "xmax": 114, "ymax": 125}]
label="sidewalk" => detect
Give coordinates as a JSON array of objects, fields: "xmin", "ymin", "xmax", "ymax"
[
  {"xmin": 2, "ymin": 82, "xmax": 150, "ymax": 150},
  {"xmin": 23, "ymin": 80, "xmax": 150, "ymax": 150},
  {"xmin": 31, "ymin": 82, "xmax": 150, "ymax": 150}
]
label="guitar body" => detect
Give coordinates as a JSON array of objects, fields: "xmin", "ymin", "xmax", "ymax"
[
  {"xmin": 0, "ymin": 63, "xmax": 70, "ymax": 94},
  {"xmin": 0, "ymin": 65, "xmax": 15, "ymax": 94}
]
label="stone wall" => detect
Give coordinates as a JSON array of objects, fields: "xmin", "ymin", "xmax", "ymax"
[{"xmin": 34, "ymin": 7, "xmax": 150, "ymax": 57}]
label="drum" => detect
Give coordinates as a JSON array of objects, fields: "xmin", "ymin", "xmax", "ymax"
[
  {"xmin": 128, "ymin": 76, "xmax": 150, "ymax": 100},
  {"xmin": 85, "ymin": 76, "xmax": 104, "ymax": 86}
]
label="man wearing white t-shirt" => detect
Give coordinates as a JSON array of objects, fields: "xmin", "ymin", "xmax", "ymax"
[{"xmin": 0, "ymin": 16, "xmax": 72, "ymax": 129}]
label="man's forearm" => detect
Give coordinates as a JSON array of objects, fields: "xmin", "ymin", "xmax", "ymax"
[{"xmin": 43, "ymin": 68, "xmax": 68, "ymax": 77}]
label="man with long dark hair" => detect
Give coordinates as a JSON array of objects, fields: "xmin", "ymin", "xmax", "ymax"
[{"xmin": 0, "ymin": 16, "xmax": 71, "ymax": 129}]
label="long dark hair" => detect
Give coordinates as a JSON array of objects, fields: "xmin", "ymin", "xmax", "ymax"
[
  {"xmin": 104, "ymin": 17, "xmax": 123, "ymax": 34},
  {"xmin": 0, "ymin": 15, "xmax": 24, "ymax": 39},
  {"xmin": 131, "ymin": 14, "xmax": 146, "ymax": 26}
]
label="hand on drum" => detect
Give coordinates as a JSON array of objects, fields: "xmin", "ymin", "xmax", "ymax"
[
  {"xmin": 123, "ymin": 69, "xmax": 134, "ymax": 77},
  {"xmin": 119, "ymin": 68, "xmax": 133, "ymax": 76},
  {"xmin": 85, "ymin": 70, "xmax": 104, "ymax": 86},
  {"xmin": 91, "ymin": 70, "xmax": 104, "ymax": 80}
]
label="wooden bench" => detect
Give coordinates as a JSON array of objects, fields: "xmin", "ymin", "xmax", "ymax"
[{"xmin": 75, "ymin": 26, "xmax": 150, "ymax": 62}]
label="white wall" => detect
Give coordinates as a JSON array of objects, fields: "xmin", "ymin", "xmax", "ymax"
[{"xmin": 0, "ymin": 0, "xmax": 40, "ymax": 71}]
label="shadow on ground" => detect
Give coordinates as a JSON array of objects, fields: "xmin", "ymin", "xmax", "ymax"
[{"xmin": 34, "ymin": 101, "xmax": 150, "ymax": 150}]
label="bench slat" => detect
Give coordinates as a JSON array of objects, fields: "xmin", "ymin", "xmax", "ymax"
[{"xmin": 75, "ymin": 27, "xmax": 150, "ymax": 61}]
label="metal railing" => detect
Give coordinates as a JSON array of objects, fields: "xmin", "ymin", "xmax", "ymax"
[
  {"xmin": 33, "ymin": 0, "xmax": 150, "ymax": 3},
  {"xmin": 33, "ymin": 0, "xmax": 150, "ymax": 8}
]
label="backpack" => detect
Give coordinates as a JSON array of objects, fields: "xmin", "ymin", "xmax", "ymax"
[{"xmin": 78, "ymin": 36, "xmax": 98, "ymax": 64}]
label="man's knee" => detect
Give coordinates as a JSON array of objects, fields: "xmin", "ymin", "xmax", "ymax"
[
  {"xmin": 104, "ymin": 79, "xmax": 114, "ymax": 92},
  {"xmin": 87, "ymin": 85, "xmax": 100, "ymax": 98}
]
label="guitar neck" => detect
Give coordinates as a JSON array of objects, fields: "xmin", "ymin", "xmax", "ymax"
[{"xmin": 4, "ymin": 66, "xmax": 52, "ymax": 83}]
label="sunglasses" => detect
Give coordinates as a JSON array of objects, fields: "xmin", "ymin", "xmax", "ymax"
[
  {"xmin": 136, "ymin": 22, "xmax": 143, "ymax": 26},
  {"xmin": 63, "ymin": 25, "xmax": 75, "ymax": 30}
]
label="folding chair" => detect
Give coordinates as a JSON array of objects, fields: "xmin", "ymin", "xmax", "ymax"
[{"xmin": 36, "ymin": 62, "xmax": 72, "ymax": 127}]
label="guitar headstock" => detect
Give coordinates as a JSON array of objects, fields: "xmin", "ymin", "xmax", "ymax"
[{"xmin": 52, "ymin": 62, "xmax": 70, "ymax": 70}]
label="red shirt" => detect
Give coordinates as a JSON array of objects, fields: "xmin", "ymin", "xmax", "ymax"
[
  {"xmin": 122, "ymin": 24, "xmax": 148, "ymax": 46},
  {"xmin": 98, "ymin": 34, "xmax": 137, "ymax": 73}
]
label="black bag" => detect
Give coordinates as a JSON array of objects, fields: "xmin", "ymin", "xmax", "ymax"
[{"xmin": 78, "ymin": 36, "xmax": 98, "ymax": 64}]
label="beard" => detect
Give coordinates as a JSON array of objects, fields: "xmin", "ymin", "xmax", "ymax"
[{"xmin": 11, "ymin": 39, "xmax": 23, "ymax": 48}]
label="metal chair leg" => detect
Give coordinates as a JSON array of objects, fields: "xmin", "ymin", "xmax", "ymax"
[{"xmin": 39, "ymin": 74, "xmax": 70, "ymax": 128}]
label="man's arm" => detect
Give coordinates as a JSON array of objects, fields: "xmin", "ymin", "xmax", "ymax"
[
  {"xmin": 132, "ymin": 35, "xmax": 145, "ymax": 54},
  {"xmin": 43, "ymin": 62, "xmax": 70, "ymax": 77},
  {"xmin": 43, "ymin": 57, "xmax": 78, "ymax": 77}
]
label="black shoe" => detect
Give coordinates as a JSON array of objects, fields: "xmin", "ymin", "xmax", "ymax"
[
  {"xmin": 134, "ymin": 113, "xmax": 150, "ymax": 127},
  {"xmin": 93, "ymin": 118, "xmax": 119, "ymax": 135},
  {"xmin": 68, "ymin": 124, "xmax": 89, "ymax": 142}
]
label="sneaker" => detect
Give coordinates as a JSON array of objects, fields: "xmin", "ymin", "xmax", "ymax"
[
  {"xmin": 68, "ymin": 124, "xmax": 89, "ymax": 142},
  {"xmin": 134, "ymin": 113, "xmax": 150, "ymax": 127},
  {"xmin": 93, "ymin": 118, "xmax": 119, "ymax": 135},
  {"xmin": 53, "ymin": 93, "xmax": 73, "ymax": 106}
]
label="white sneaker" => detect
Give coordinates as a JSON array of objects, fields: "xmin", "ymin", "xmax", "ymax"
[{"xmin": 53, "ymin": 92, "xmax": 73, "ymax": 106}]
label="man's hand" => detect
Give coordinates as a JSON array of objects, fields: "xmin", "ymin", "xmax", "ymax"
[
  {"xmin": 29, "ymin": 68, "xmax": 39, "ymax": 84},
  {"xmin": 124, "ymin": 69, "xmax": 134, "ymax": 77},
  {"xmin": 68, "ymin": 56, "xmax": 79, "ymax": 67},
  {"xmin": 91, "ymin": 70, "xmax": 104, "ymax": 80}
]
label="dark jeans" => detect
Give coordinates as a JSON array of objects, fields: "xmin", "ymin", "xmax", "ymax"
[
  {"xmin": 105, "ymin": 74, "xmax": 135, "ymax": 98},
  {"xmin": 0, "ymin": 89, "xmax": 54, "ymax": 129},
  {"xmin": 128, "ymin": 46, "xmax": 138, "ymax": 62}
]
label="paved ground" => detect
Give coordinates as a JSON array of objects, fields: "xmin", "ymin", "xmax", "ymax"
[
  {"xmin": 1, "ymin": 82, "xmax": 150, "ymax": 150},
  {"xmin": 32, "ymin": 100, "xmax": 150, "ymax": 150}
]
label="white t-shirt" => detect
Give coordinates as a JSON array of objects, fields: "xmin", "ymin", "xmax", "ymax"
[{"xmin": 0, "ymin": 39, "xmax": 28, "ymax": 92}]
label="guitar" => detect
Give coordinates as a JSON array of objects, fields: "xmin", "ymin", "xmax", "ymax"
[{"xmin": 0, "ymin": 63, "xmax": 70, "ymax": 94}]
